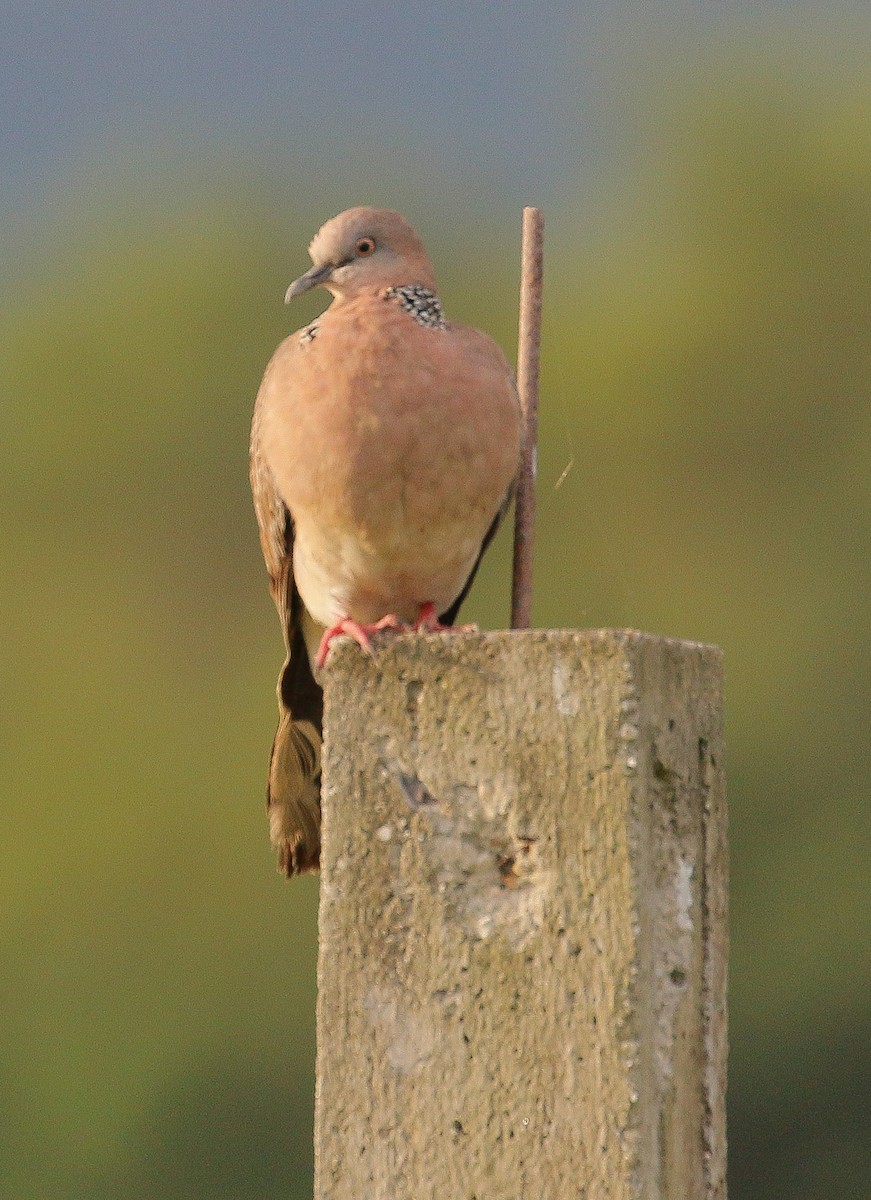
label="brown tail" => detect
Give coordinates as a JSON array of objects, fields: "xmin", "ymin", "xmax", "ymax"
[
  {"xmin": 267, "ymin": 710, "xmax": 322, "ymax": 875},
  {"xmin": 266, "ymin": 577, "xmax": 324, "ymax": 876}
]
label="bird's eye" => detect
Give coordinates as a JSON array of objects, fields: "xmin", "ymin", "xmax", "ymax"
[{"xmin": 355, "ymin": 237, "xmax": 376, "ymax": 257}]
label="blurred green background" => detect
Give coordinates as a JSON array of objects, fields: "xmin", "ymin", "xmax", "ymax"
[{"xmin": 2, "ymin": 6, "xmax": 869, "ymax": 1199}]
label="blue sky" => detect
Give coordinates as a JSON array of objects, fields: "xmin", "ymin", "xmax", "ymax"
[{"xmin": 1, "ymin": 0, "xmax": 843, "ymax": 226}]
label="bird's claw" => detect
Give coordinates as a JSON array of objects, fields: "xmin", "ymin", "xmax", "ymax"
[
  {"xmin": 413, "ymin": 601, "xmax": 477, "ymax": 634},
  {"xmin": 316, "ymin": 618, "xmax": 375, "ymax": 669},
  {"xmin": 316, "ymin": 614, "xmax": 410, "ymax": 668},
  {"xmin": 317, "ymin": 604, "xmax": 477, "ymax": 669}
]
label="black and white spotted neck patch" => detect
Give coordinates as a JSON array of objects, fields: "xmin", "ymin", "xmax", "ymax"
[{"xmin": 385, "ymin": 285, "xmax": 447, "ymax": 330}]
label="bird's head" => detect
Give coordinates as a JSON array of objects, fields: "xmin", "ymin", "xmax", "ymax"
[{"xmin": 285, "ymin": 207, "xmax": 437, "ymax": 303}]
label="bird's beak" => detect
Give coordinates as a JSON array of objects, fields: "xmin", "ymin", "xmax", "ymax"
[{"xmin": 284, "ymin": 263, "xmax": 335, "ymax": 303}]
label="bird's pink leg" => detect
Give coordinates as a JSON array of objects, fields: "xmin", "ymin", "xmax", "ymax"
[
  {"xmin": 316, "ymin": 614, "xmax": 410, "ymax": 669},
  {"xmin": 413, "ymin": 602, "xmax": 477, "ymax": 634},
  {"xmin": 317, "ymin": 606, "xmax": 477, "ymax": 669}
]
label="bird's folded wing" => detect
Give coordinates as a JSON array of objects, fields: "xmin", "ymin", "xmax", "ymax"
[
  {"xmin": 250, "ymin": 397, "xmax": 323, "ymax": 875},
  {"xmin": 439, "ymin": 481, "xmax": 515, "ymax": 626}
]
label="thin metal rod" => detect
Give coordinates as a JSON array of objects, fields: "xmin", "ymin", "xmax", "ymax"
[{"xmin": 511, "ymin": 206, "xmax": 544, "ymax": 629}]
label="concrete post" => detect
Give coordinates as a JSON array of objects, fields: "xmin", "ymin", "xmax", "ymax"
[{"xmin": 315, "ymin": 630, "xmax": 726, "ymax": 1199}]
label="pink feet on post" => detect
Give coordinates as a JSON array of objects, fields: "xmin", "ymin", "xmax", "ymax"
[
  {"xmin": 316, "ymin": 604, "xmax": 478, "ymax": 669},
  {"xmin": 413, "ymin": 601, "xmax": 476, "ymax": 634},
  {"xmin": 315, "ymin": 614, "xmax": 404, "ymax": 669}
]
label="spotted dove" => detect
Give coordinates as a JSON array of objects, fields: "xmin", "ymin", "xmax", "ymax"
[{"xmin": 250, "ymin": 207, "xmax": 521, "ymax": 875}]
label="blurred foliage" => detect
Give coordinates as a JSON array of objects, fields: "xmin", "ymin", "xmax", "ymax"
[{"xmin": 2, "ymin": 46, "xmax": 869, "ymax": 1200}]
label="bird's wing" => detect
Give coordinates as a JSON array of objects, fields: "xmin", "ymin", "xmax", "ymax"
[
  {"xmin": 439, "ymin": 337, "xmax": 520, "ymax": 626},
  {"xmin": 439, "ymin": 479, "xmax": 515, "ymax": 626},
  {"xmin": 250, "ymin": 388, "xmax": 323, "ymax": 876}
]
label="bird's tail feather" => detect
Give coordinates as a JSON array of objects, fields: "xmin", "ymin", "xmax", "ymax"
[{"xmin": 267, "ymin": 712, "xmax": 322, "ymax": 876}]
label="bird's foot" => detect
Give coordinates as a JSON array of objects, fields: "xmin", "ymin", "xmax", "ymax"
[
  {"xmin": 316, "ymin": 606, "xmax": 477, "ymax": 669},
  {"xmin": 316, "ymin": 614, "xmax": 409, "ymax": 669},
  {"xmin": 413, "ymin": 601, "xmax": 477, "ymax": 634}
]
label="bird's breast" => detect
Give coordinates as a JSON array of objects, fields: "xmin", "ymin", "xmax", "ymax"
[{"xmin": 260, "ymin": 306, "xmax": 520, "ymax": 626}]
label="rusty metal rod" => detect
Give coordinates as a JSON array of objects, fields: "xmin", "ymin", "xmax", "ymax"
[{"xmin": 511, "ymin": 206, "xmax": 544, "ymax": 629}]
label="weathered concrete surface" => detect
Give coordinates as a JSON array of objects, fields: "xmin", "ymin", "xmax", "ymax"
[{"xmin": 315, "ymin": 630, "xmax": 726, "ymax": 1200}]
